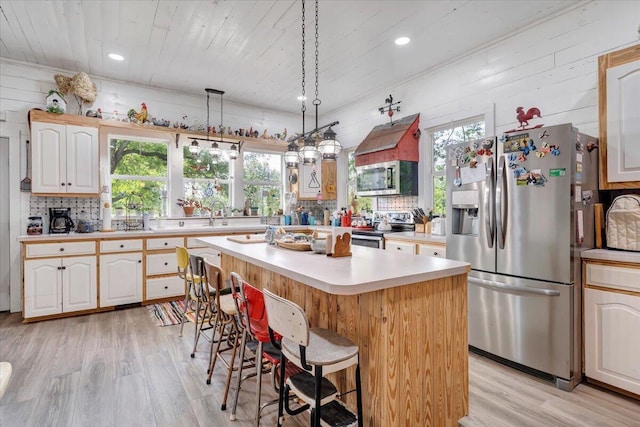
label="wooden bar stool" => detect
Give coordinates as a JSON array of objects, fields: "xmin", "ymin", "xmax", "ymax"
[
  {"xmin": 203, "ymin": 260, "xmax": 241, "ymax": 410},
  {"xmin": 263, "ymin": 289, "xmax": 362, "ymax": 427}
]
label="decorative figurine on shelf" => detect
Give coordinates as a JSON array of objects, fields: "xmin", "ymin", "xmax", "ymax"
[
  {"xmin": 262, "ymin": 129, "xmax": 269, "ymax": 139},
  {"xmin": 54, "ymin": 72, "xmax": 97, "ymax": 115},
  {"xmin": 46, "ymin": 90, "xmax": 66, "ymax": 114},
  {"xmin": 281, "ymin": 128, "xmax": 288, "ymax": 140},
  {"xmin": 128, "ymin": 103, "xmax": 149, "ymax": 123},
  {"xmin": 249, "ymin": 126, "xmax": 254, "ymax": 138}
]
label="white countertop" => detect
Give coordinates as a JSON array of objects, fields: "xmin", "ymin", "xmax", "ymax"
[
  {"xmin": 581, "ymin": 249, "xmax": 640, "ymax": 264},
  {"xmin": 383, "ymin": 232, "xmax": 447, "ymax": 245},
  {"xmin": 198, "ymin": 236, "xmax": 469, "ymax": 296},
  {"xmin": 17, "ymin": 225, "xmax": 308, "ymax": 242}
]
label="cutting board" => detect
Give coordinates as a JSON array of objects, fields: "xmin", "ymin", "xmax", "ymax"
[
  {"xmin": 594, "ymin": 203, "xmax": 604, "ymax": 249},
  {"xmin": 227, "ymin": 235, "xmax": 266, "ymax": 244}
]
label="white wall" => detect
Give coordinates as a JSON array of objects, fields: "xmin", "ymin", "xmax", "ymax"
[{"xmin": 321, "ymin": 1, "xmax": 640, "ymax": 207}]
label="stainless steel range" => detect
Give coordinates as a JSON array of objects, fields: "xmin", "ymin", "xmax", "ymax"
[{"xmin": 351, "ymin": 211, "xmax": 415, "ymax": 249}]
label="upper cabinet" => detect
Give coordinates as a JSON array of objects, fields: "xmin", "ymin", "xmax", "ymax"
[
  {"xmin": 297, "ymin": 160, "xmax": 337, "ymax": 200},
  {"xmin": 31, "ymin": 113, "xmax": 99, "ymax": 195},
  {"xmin": 599, "ymin": 44, "xmax": 640, "ymax": 190}
]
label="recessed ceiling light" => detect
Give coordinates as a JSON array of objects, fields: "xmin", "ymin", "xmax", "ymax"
[
  {"xmin": 108, "ymin": 53, "xmax": 124, "ymax": 61},
  {"xmin": 297, "ymin": 95, "xmax": 307, "ymax": 101},
  {"xmin": 395, "ymin": 37, "xmax": 410, "ymax": 46}
]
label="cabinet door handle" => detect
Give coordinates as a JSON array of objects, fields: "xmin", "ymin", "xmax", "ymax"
[
  {"xmin": 396, "ymin": 247, "xmax": 401, "ymax": 250},
  {"xmin": 57, "ymin": 266, "xmax": 64, "ymax": 270},
  {"xmin": 433, "ymin": 251, "xmax": 439, "ymax": 256},
  {"xmin": 61, "ymin": 182, "xmax": 65, "ymax": 186},
  {"xmin": 164, "ymin": 262, "xmax": 168, "ymax": 266},
  {"xmin": 60, "ymin": 266, "xmax": 66, "ymax": 270},
  {"xmin": 67, "ymin": 183, "xmax": 72, "ymax": 186},
  {"xmin": 120, "ymin": 244, "xmax": 124, "ymax": 248},
  {"xmin": 164, "ymin": 286, "xmax": 168, "ymax": 290},
  {"xmin": 138, "ymin": 260, "xmax": 142, "ymax": 263},
  {"xmin": 164, "ymin": 242, "xmax": 168, "ymax": 246},
  {"xmin": 59, "ymin": 248, "xmax": 64, "ymax": 252}
]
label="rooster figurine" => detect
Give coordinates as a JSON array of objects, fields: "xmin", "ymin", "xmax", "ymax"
[
  {"xmin": 516, "ymin": 107, "xmax": 541, "ymax": 129},
  {"xmin": 128, "ymin": 103, "xmax": 149, "ymax": 123}
]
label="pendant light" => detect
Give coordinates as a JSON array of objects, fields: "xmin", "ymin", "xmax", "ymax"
[
  {"xmin": 299, "ymin": 0, "xmax": 321, "ymax": 165},
  {"xmin": 312, "ymin": 0, "xmax": 341, "ymax": 161}
]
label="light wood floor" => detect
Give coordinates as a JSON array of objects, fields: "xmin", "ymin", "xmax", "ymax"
[{"xmin": 0, "ymin": 308, "xmax": 638, "ymax": 427}]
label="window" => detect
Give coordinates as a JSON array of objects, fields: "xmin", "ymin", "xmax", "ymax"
[
  {"xmin": 243, "ymin": 151, "xmax": 282, "ymax": 216},
  {"xmin": 183, "ymin": 145, "xmax": 231, "ymax": 214},
  {"xmin": 346, "ymin": 150, "xmax": 373, "ymax": 214},
  {"xmin": 110, "ymin": 136, "xmax": 169, "ymax": 215},
  {"xmin": 430, "ymin": 119, "xmax": 485, "ymax": 214}
]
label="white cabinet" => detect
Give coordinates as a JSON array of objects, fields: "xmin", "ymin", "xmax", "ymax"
[
  {"xmin": 24, "ymin": 256, "xmax": 97, "ymax": 318},
  {"xmin": 187, "ymin": 247, "xmax": 222, "ymax": 267},
  {"xmin": 584, "ymin": 262, "xmax": 640, "ymax": 395},
  {"xmin": 31, "ymin": 122, "xmax": 99, "ymax": 194},
  {"xmin": 99, "ymin": 253, "xmax": 143, "ymax": 307},
  {"xmin": 606, "ymin": 59, "xmax": 640, "ymax": 183},
  {"xmin": 417, "ymin": 243, "xmax": 446, "ymax": 259},
  {"xmin": 385, "ymin": 241, "xmax": 416, "ymax": 254}
]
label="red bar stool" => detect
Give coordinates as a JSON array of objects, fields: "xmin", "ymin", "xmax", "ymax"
[
  {"xmin": 229, "ymin": 274, "xmax": 300, "ymax": 425},
  {"xmin": 263, "ymin": 288, "xmax": 362, "ymax": 427}
]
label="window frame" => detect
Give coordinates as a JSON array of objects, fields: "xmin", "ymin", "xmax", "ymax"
[{"xmin": 240, "ymin": 149, "xmax": 285, "ymax": 216}]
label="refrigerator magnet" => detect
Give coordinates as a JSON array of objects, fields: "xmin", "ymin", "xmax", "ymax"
[
  {"xmin": 575, "ymin": 172, "xmax": 582, "ymax": 184},
  {"xmin": 576, "ymin": 152, "xmax": 583, "ymax": 163},
  {"xmin": 549, "ymin": 168, "xmax": 566, "ymax": 177},
  {"xmin": 575, "ymin": 185, "xmax": 582, "ymax": 203},
  {"xmin": 576, "ymin": 210, "xmax": 584, "ymax": 245},
  {"xmin": 539, "ymin": 130, "xmax": 549, "ymax": 139},
  {"xmin": 576, "ymin": 163, "xmax": 583, "ymax": 173}
]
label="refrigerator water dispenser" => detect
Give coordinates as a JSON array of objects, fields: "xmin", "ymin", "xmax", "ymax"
[{"xmin": 451, "ymin": 190, "xmax": 480, "ymax": 236}]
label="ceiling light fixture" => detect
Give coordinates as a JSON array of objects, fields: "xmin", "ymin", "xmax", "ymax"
[
  {"xmin": 395, "ymin": 36, "xmax": 410, "ymax": 46},
  {"xmin": 189, "ymin": 88, "xmax": 243, "ymax": 160},
  {"xmin": 108, "ymin": 53, "xmax": 124, "ymax": 61},
  {"xmin": 297, "ymin": 95, "xmax": 307, "ymax": 101}
]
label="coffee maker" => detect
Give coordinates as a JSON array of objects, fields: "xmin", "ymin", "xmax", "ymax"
[{"xmin": 49, "ymin": 208, "xmax": 74, "ymax": 234}]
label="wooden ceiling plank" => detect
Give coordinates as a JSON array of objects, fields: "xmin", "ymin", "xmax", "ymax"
[
  {"xmin": 1, "ymin": 1, "xmax": 42, "ymax": 64},
  {"xmin": 59, "ymin": 1, "xmax": 90, "ymax": 73}
]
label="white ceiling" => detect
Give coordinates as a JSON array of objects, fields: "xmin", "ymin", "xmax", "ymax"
[{"xmin": 0, "ymin": 0, "xmax": 580, "ymax": 115}]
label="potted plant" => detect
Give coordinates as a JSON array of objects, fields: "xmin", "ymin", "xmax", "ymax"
[{"xmin": 176, "ymin": 198, "xmax": 202, "ymax": 217}]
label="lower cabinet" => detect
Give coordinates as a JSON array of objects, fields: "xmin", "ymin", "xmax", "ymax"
[
  {"xmin": 385, "ymin": 239, "xmax": 447, "ymax": 258},
  {"xmin": 584, "ymin": 261, "xmax": 640, "ymax": 396},
  {"xmin": 99, "ymin": 253, "xmax": 143, "ymax": 307},
  {"xmin": 24, "ymin": 256, "xmax": 97, "ymax": 318}
]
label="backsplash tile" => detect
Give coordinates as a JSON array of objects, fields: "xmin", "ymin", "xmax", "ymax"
[{"xmin": 375, "ymin": 196, "xmax": 418, "ymax": 211}]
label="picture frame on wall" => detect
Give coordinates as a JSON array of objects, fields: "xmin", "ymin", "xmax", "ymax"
[{"xmin": 298, "ymin": 163, "xmax": 322, "ymax": 199}]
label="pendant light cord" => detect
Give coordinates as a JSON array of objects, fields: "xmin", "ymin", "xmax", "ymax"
[
  {"xmin": 313, "ymin": 0, "xmax": 320, "ymax": 131},
  {"xmin": 301, "ymin": 0, "xmax": 306, "ymax": 135}
]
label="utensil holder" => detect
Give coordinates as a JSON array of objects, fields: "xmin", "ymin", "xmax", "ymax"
[{"xmin": 415, "ymin": 223, "xmax": 426, "ymax": 233}]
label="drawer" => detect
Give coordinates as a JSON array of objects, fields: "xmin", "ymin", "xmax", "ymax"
[
  {"xmin": 417, "ymin": 243, "xmax": 446, "ymax": 259},
  {"xmin": 147, "ymin": 252, "xmax": 178, "ymax": 276},
  {"xmin": 100, "ymin": 239, "xmax": 143, "ymax": 253},
  {"xmin": 586, "ymin": 263, "xmax": 640, "ymax": 293},
  {"xmin": 147, "ymin": 237, "xmax": 184, "ymax": 251},
  {"xmin": 26, "ymin": 241, "xmax": 96, "ymax": 258},
  {"xmin": 385, "ymin": 241, "xmax": 416, "ymax": 254},
  {"xmin": 186, "ymin": 236, "xmax": 213, "ymax": 248},
  {"xmin": 146, "ymin": 276, "xmax": 185, "ymax": 300}
]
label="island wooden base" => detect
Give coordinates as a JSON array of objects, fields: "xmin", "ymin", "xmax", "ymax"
[{"xmin": 222, "ymin": 254, "xmax": 469, "ymax": 426}]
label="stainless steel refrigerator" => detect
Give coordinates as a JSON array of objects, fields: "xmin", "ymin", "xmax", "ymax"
[{"xmin": 446, "ymin": 123, "xmax": 598, "ymax": 390}]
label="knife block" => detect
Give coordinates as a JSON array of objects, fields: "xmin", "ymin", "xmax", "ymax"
[{"xmin": 415, "ymin": 223, "xmax": 426, "ymax": 233}]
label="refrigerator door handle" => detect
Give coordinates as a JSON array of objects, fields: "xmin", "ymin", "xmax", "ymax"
[
  {"xmin": 485, "ymin": 156, "xmax": 495, "ymax": 248},
  {"xmin": 468, "ymin": 277, "xmax": 561, "ymax": 297},
  {"xmin": 496, "ymin": 155, "xmax": 508, "ymax": 249}
]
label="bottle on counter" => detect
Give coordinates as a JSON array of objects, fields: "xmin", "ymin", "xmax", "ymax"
[{"xmin": 323, "ymin": 208, "xmax": 330, "ymax": 226}]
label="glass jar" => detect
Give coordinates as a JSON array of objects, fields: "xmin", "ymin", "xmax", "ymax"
[{"xmin": 27, "ymin": 216, "xmax": 43, "ymax": 235}]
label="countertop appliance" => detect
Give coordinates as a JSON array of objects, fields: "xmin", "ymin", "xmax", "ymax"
[
  {"xmin": 356, "ymin": 160, "xmax": 418, "ymax": 197},
  {"xmin": 49, "ymin": 207, "xmax": 74, "ymax": 234},
  {"xmin": 446, "ymin": 124, "xmax": 598, "ymax": 390},
  {"xmin": 351, "ymin": 211, "xmax": 415, "ymax": 249}
]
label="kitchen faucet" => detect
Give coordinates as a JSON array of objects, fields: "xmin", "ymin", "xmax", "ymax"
[{"xmin": 209, "ymin": 201, "xmax": 228, "ymax": 226}]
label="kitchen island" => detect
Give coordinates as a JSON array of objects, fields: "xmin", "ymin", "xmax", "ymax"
[{"xmin": 198, "ymin": 236, "xmax": 471, "ymax": 426}]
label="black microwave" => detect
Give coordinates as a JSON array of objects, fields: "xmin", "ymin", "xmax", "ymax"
[{"xmin": 356, "ymin": 160, "xmax": 418, "ymax": 196}]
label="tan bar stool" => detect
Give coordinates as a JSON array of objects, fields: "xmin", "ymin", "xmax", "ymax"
[{"xmin": 263, "ymin": 289, "xmax": 362, "ymax": 427}]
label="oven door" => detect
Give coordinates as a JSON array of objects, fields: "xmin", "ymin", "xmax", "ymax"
[{"xmin": 351, "ymin": 234, "xmax": 383, "ymax": 249}]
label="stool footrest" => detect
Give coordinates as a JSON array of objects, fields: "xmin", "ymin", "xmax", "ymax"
[
  {"xmin": 319, "ymin": 399, "xmax": 358, "ymax": 427},
  {"xmin": 288, "ymin": 371, "xmax": 337, "ymax": 402}
]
